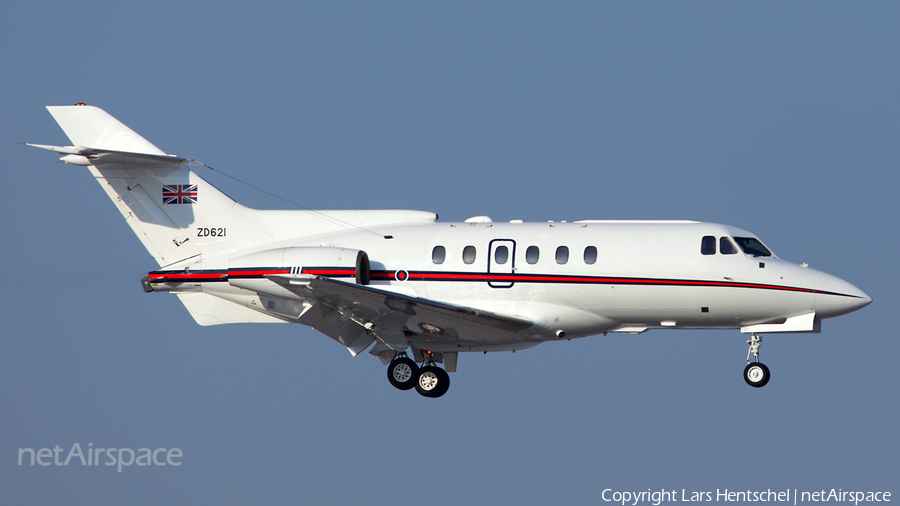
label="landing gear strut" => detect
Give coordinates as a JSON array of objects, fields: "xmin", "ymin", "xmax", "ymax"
[
  {"xmin": 386, "ymin": 351, "xmax": 450, "ymax": 398},
  {"xmin": 743, "ymin": 333, "xmax": 770, "ymax": 388}
]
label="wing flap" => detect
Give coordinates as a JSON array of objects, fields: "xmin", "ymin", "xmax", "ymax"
[{"xmin": 295, "ymin": 299, "xmax": 376, "ymax": 356}]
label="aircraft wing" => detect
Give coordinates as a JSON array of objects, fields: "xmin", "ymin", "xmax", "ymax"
[{"xmin": 268, "ymin": 275, "xmax": 533, "ymax": 356}]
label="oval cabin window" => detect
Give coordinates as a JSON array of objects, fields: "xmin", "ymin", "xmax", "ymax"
[
  {"xmin": 463, "ymin": 246, "xmax": 476, "ymax": 264},
  {"xmin": 432, "ymin": 245, "xmax": 446, "ymax": 264},
  {"xmin": 494, "ymin": 245, "xmax": 509, "ymax": 264}
]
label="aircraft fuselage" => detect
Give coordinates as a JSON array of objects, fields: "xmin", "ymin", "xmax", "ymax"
[{"xmin": 148, "ymin": 219, "xmax": 869, "ymax": 352}]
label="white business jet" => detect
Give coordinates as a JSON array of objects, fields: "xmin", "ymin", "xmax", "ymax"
[{"xmin": 29, "ymin": 105, "xmax": 872, "ymax": 397}]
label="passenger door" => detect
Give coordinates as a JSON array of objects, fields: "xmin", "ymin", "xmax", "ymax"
[{"xmin": 488, "ymin": 239, "xmax": 516, "ymax": 288}]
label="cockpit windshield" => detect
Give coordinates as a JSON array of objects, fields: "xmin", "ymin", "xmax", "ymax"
[{"xmin": 733, "ymin": 237, "xmax": 772, "ymax": 257}]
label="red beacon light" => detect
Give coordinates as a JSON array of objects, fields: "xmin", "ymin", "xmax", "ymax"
[{"xmin": 74, "ymin": 103, "xmax": 86, "ymax": 106}]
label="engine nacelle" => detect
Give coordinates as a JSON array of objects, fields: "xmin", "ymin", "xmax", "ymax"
[{"xmin": 227, "ymin": 247, "xmax": 370, "ymax": 299}]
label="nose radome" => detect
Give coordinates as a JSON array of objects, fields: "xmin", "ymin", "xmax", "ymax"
[{"xmin": 815, "ymin": 270, "xmax": 872, "ymax": 319}]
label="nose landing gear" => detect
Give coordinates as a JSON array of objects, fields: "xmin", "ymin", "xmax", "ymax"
[{"xmin": 743, "ymin": 333, "xmax": 770, "ymax": 388}]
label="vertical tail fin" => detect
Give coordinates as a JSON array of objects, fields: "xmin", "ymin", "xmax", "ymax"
[
  {"xmin": 46, "ymin": 105, "xmax": 168, "ymax": 155},
  {"xmin": 33, "ymin": 105, "xmax": 440, "ymax": 269},
  {"xmin": 34, "ymin": 105, "xmax": 272, "ymax": 267}
]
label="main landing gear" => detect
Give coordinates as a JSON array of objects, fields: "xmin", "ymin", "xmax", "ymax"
[
  {"xmin": 387, "ymin": 353, "xmax": 450, "ymax": 398},
  {"xmin": 743, "ymin": 333, "xmax": 770, "ymax": 388}
]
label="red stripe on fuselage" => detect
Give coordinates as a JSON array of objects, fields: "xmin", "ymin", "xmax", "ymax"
[
  {"xmin": 302, "ymin": 268, "xmax": 356, "ymax": 276},
  {"xmin": 146, "ymin": 267, "xmax": 834, "ymax": 296},
  {"xmin": 378, "ymin": 270, "xmax": 823, "ymax": 295},
  {"xmin": 148, "ymin": 272, "xmax": 225, "ymax": 281},
  {"xmin": 227, "ymin": 269, "xmax": 291, "ymax": 277}
]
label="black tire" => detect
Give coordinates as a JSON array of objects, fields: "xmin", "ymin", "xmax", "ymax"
[
  {"xmin": 430, "ymin": 367, "xmax": 451, "ymax": 398},
  {"xmin": 387, "ymin": 357, "xmax": 418, "ymax": 390},
  {"xmin": 744, "ymin": 362, "xmax": 770, "ymax": 388},
  {"xmin": 414, "ymin": 365, "xmax": 450, "ymax": 398}
]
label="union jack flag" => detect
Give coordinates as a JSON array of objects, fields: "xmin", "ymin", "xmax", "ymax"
[{"xmin": 162, "ymin": 184, "xmax": 198, "ymax": 205}]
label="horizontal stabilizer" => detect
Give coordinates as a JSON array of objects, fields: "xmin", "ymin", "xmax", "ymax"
[{"xmin": 26, "ymin": 143, "xmax": 185, "ymax": 166}]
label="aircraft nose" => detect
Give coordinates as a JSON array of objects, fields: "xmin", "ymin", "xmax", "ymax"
[{"xmin": 814, "ymin": 270, "xmax": 872, "ymax": 319}]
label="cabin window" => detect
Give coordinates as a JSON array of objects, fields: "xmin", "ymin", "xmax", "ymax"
[
  {"xmin": 734, "ymin": 237, "xmax": 772, "ymax": 257},
  {"xmin": 584, "ymin": 246, "xmax": 597, "ymax": 265},
  {"xmin": 701, "ymin": 236, "xmax": 716, "ymax": 255},
  {"xmin": 556, "ymin": 246, "xmax": 569, "ymax": 264},
  {"xmin": 463, "ymin": 245, "xmax": 477, "ymax": 264},
  {"xmin": 526, "ymin": 246, "xmax": 540, "ymax": 264},
  {"xmin": 494, "ymin": 245, "xmax": 509, "ymax": 264},
  {"xmin": 720, "ymin": 237, "xmax": 738, "ymax": 255},
  {"xmin": 432, "ymin": 246, "xmax": 445, "ymax": 264}
]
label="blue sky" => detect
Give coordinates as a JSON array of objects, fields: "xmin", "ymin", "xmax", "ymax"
[{"xmin": 2, "ymin": 2, "xmax": 897, "ymax": 504}]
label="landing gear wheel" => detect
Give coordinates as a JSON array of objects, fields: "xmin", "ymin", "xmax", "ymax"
[
  {"xmin": 415, "ymin": 365, "xmax": 450, "ymax": 398},
  {"xmin": 744, "ymin": 362, "xmax": 770, "ymax": 388},
  {"xmin": 387, "ymin": 357, "xmax": 419, "ymax": 390}
]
